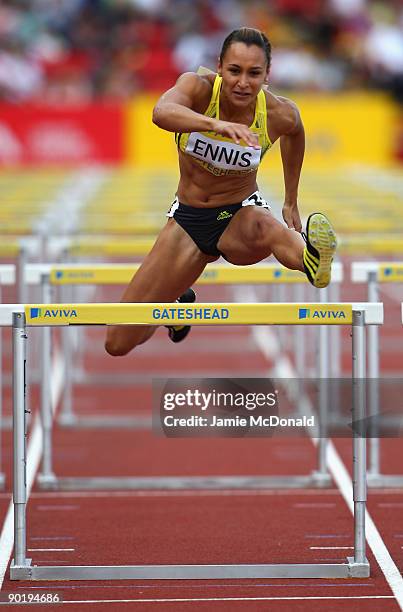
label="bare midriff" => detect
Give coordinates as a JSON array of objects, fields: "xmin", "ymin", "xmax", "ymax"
[{"xmin": 176, "ymin": 151, "xmax": 259, "ymax": 207}]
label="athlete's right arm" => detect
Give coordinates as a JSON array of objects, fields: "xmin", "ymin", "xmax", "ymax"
[{"xmin": 152, "ymin": 73, "xmax": 259, "ymax": 148}]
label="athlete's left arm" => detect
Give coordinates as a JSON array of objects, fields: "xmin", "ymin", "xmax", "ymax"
[{"xmin": 278, "ymin": 99, "xmax": 305, "ymax": 232}]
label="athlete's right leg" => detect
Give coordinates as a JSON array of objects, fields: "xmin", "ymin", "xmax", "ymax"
[{"xmin": 105, "ymin": 219, "xmax": 217, "ymax": 356}]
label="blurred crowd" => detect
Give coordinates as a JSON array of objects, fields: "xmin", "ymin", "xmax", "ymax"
[{"xmin": 1, "ymin": 0, "xmax": 403, "ymax": 103}]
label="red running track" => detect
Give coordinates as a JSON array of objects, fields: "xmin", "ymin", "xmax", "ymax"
[{"xmin": 0, "ymin": 282, "xmax": 402, "ymax": 611}]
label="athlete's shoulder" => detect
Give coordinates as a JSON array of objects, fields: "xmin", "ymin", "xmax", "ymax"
[
  {"xmin": 264, "ymin": 90, "xmax": 302, "ymax": 135},
  {"xmin": 174, "ymin": 71, "xmax": 215, "ymax": 96}
]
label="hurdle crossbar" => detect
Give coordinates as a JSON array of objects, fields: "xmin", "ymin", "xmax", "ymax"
[
  {"xmin": 24, "ymin": 262, "xmax": 343, "ymax": 286},
  {"xmin": 352, "ymin": 262, "xmax": 403, "ymax": 488},
  {"xmin": 7, "ymin": 302, "xmax": 382, "ymax": 580},
  {"xmin": 341, "ymin": 237, "xmax": 403, "ymax": 255},
  {"xmin": 0, "ymin": 301, "xmax": 380, "ymax": 327}
]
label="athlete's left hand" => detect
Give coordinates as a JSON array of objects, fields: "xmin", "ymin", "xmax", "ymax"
[{"xmin": 282, "ymin": 202, "xmax": 302, "ymax": 232}]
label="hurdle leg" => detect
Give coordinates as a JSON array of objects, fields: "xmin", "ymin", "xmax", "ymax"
[
  {"xmin": 277, "ymin": 284, "xmax": 286, "ymax": 348},
  {"xmin": 366, "ymin": 272, "xmax": 382, "ymax": 485},
  {"xmin": 37, "ymin": 274, "xmax": 56, "ymax": 487},
  {"xmin": 19, "ymin": 245, "xmax": 33, "ymax": 429},
  {"xmin": 58, "ymin": 283, "xmax": 75, "ymax": 426},
  {"xmin": 329, "ymin": 282, "xmax": 341, "ymax": 426},
  {"xmin": 10, "ymin": 312, "xmax": 31, "ymax": 572},
  {"xmin": 347, "ymin": 309, "xmax": 369, "ymax": 574},
  {"xmin": 293, "ymin": 284, "xmax": 305, "ymax": 383},
  {"xmin": 57, "ymin": 249, "xmax": 76, "ymax": 426},
  {"xmin": 329, "ymin": 281, "xmax": 341, "ymax": 378},
  {"xmin": 312, "ymin": 287, "xmax": 331, "ymax": 486}
]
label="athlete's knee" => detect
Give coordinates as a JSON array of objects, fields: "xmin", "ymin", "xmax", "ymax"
[
  {"xmin": 104, "ymin": 331, "xmax": 135, "ymax": 357},
  {"xmin": 104, "ymin": 339, "xmax": 131, "ymax": 357},
  {"xmin": 243, "ymin": 213, "xmax": 279, "ymax": 248}
]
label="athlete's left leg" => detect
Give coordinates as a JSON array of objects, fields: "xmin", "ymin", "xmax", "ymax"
[
  {"xmin": 218, "ymin": 206, "xmax": 337, "ymax": 289},
  {"xmin": 217, "ymin": 206, "xmax": 305, "ymax": 268}
]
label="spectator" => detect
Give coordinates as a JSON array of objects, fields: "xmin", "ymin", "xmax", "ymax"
[{"xmin": 1, "ymin": 0, "xmax": 403, "ymax": 101}]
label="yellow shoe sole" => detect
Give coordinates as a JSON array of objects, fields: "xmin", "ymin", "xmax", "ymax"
[{"xmin": 307, "ymin": 213, "xmax": 337, "ymax": 288}]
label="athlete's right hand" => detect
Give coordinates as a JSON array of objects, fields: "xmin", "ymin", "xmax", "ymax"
[{"xmin": 212, "ymin": 120, "xmax": 260, "ymax": 149}]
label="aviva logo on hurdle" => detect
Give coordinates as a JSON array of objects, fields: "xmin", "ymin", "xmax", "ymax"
[
  {"xmin": 380, "ymin": 265, "xmax": 403, "ymax": 281},
  {"xmin": 298, "ymin": 307, "xmax": 347, "ymax": 320},
  {"xmin": 29, "ymin": 307, "xmax": 78, "ymax": 320}
]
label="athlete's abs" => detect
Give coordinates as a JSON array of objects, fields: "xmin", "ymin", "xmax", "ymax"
[{"xmin": 176, "ymin": 149, "xmax": 259, "ymax": 207}]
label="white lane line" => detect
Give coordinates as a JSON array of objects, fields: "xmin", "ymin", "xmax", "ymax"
[
  {"xmin": 326, "ymin": 442, "xmax": 403, "ymax": 606},
  {"xmin": 27, "ymin": 549, "xmax": 75, "ymax": 552},
  {"xmin": 305, "ymin": 535, "xmax": 349, "ymax": 539},
  {"xmin": 235, "ymin": 286, "xmax": 403, "ymax": 610},
  {"xmin": 310, "ymin": 547, "xmax": 354, "ymax": 550},
  {"xmin": 30, "ymin": 537, "xmax": 75, "ymax": 541},
  {"xmin": 36, "ymin": 505, "xmax": 79, "ymax": 511},
  {"xmin": 0, "ymin": 352, "xmax": 64, "ymax": 590},
  {"xmin": 34, "ymin": 595, "xmax": 395, "ymax": 605},
  {"xmin": 294, "ymin": 503, "xmax": 335, "ymax": 508}
]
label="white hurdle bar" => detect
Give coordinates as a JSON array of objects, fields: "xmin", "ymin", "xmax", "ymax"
[
  {"xmin": 25, "ymin": 263, "xmax": 343, "ymax": 491},
  {"xmin": 3, "ymin": 301, "xmax": 382, "ymax": 581},
  {"xmin": 352, "ymin": 262, "xmax": 403, "ymax": 488}
]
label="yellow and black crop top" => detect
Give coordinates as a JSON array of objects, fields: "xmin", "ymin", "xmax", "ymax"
[{"xmin": 175, "ymin": 74, "xmax": 272, "ymax": 177}]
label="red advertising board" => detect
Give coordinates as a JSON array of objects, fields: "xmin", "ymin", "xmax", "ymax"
[{"xmin": 0, "ymin": 104, "xmax": 125, "ymax": 165}]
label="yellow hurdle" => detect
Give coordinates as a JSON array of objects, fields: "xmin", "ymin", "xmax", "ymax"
[
  {"xmin": 49, "ymin": 263, "xmax": 307, "ymax": 285},
  {"xmin": 21, "ymin": 302, "xmax": 382, "ymax": 326},
  {"xmin": 60, "ymin": 235, "xmax": 403, "ymax": 257},
  {"xmin": 5, "ymin": 300, "xmax": 382, "ymax": 581}
]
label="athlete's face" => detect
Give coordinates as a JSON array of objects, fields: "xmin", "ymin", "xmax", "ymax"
[{"xmin": 218, "ymin": 42, "xmax": 269, "ymax": 107}]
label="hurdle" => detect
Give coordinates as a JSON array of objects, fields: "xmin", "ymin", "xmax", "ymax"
[
  {"xmin": 47, "ymin": 236, "xmax": 157, "ymax": 259},
  {"xmin": 0, "ymin": 241, "xmax": 36, "ymax": 303},
  {"xmin": 340, "ymin": 236, "xmax": 403, "ymax": 256},
  {"xmin": 25, "ymin": 263, "xmax": 343, "ymax": 490},
  {"xmin": 47, "ymin": 235, "xmax": 403, "ymax": 260},
  {"xmin": 352, "ymin": 262, "xmax": 403, "ymax": 488},
  {"xmin": 6, "ymin": 301, "xmax": 381, "ymax": 580}
]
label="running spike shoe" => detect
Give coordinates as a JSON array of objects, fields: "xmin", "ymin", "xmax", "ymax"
[
  {"xmin": 302, "ymin": 213, "xmax": 337, "ymax": 289},
  {"xmin": 167, "ymin": 287, "xmax": 196, "ymax": 343}
]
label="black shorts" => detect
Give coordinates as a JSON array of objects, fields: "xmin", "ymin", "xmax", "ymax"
[{"xmin": 167, "ymin": 191, "xmax": 271, "ymax": 256}]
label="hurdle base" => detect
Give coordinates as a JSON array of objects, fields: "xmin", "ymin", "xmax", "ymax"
[
  {"xmin": 310, "ymin": 470, "xmax": 332, "ymax": 487},
  {"xmin": 367, "ymin": 473, "xmax": 403, "ymax": 488},
  {"xmin": 346, "ymin": 557, "xmax": 370, "ymax": 578},
  {"xmin": 37, "ymin": 474, "xmax": 333, "ymax": 491},
  {"xmin": 37, "ymin": 472, "xmax": 57, "ymax": 487},
  {"xmin": 10, "ymin": 559, "xmax": 32, "ymax": 578},
  {"xmin": 57, "ymin": 413, "xmax": 152, "ymax": 429},
  {"xmin": 10, "ymin": 559, "xmax": 368, "ymax": 581}
]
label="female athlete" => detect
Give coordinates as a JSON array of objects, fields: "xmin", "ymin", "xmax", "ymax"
[{"xmin": 105, "ymin": 27, "xmax": 336, "ymax": 356}]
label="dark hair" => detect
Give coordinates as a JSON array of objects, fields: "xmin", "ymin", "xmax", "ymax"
[{"xmin": 220, "ymin": 28, "xmax": 272, "ymax": 69}]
